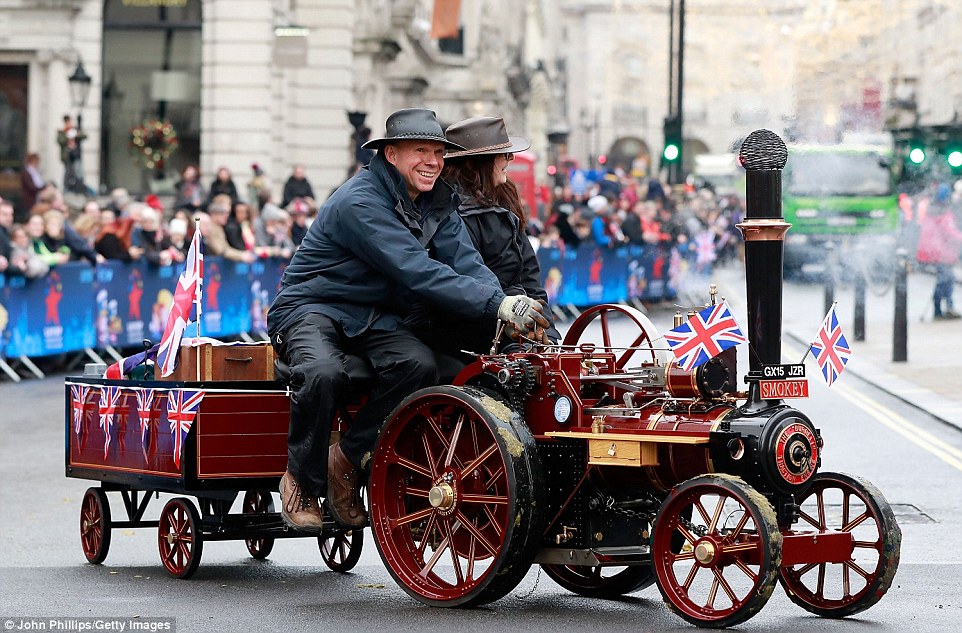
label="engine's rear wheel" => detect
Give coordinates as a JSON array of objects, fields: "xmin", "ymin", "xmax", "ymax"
[
  {"xmin": 652, "ymin": 475, "xmax": 781, "ymax": 628},
  {"xmin": 542, "ymin": 564, "xmax": 655, "ymax": 598},
  {"xmin": 369, "ymin": 386, "xmax": 543, "ymax": 607},
  {"xmin": 779, "ymin": 472, "xmax": 901, "ymax": 618}
]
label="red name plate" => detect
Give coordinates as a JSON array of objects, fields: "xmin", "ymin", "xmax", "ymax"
[{"xmin": 760, "ymin": 379, "xmax": 809, "ymax": 399}]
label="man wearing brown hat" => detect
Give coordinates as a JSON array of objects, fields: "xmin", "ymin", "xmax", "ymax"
[{"xmin": 267, "ymin": 108, "xmax": 549, "ymax": 531}]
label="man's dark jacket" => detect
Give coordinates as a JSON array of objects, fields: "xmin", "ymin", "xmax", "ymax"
[{"xmin": 268, "ymin": 153, "xmax": 505, "ymax": 340}]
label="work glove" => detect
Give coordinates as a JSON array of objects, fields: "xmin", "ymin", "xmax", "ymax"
[{"xmin": 498, "ymin": 295, "xmax": 550, "ymax": 332}]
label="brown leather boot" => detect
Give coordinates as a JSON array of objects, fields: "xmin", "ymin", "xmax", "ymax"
[
  {"xmin": 279, "ymin": 471, "xmax": 324, "ymax": 532},
  {"xmin": 327, "ymin": 443, "xmax": 368, "ymax": 527}
]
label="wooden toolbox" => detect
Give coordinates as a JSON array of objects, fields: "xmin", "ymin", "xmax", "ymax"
[{"xmin": 159, "ymin": 343, "xmax": 276, "ymax": 382}]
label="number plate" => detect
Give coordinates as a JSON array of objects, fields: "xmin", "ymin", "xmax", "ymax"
[
  {"xmin": 761, "ymin": 363, "xmax": 806, "ymax": 379},
  {"xmin": 760, "ymin": 379, "xmax": 809, "ymax": 399}
]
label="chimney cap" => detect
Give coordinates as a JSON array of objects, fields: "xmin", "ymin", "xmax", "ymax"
[{"xmin": 739, "ymin": 129, "xmax": 788, "ymax": 171}]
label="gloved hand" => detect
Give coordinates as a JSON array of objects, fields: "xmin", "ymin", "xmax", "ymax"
[{"xmin": 498, "ymin": 295, "xmax": 550, "ymax": 332}]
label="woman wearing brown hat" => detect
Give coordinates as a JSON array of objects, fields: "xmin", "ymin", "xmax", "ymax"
[{"xmin": 439, "ymin": 116, "xmax": 560, "ymax": 352}]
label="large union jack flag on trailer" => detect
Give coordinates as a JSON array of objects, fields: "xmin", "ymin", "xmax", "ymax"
[
  {"xmin": 156, "ymin": 229, "xmax": 203, "ymax": 378},
  {"xmin": 664, "ymin": 300, "xmax": 747, "ymax": 371},
  {"xmin": 167, "ymin": 389, "xmax": 204, "ymax": 469},
  {"xmin": 810, "ymin": 306, "xmax": 851, "ymax": 387}
]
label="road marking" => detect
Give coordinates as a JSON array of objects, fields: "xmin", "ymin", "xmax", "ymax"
[{"xmin": 834, "ymin": 383, "xmax": 962, "ymax": 473}]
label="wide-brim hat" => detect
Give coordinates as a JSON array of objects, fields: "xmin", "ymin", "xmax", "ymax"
[
  {"xmin": 444, "ymin": 116, "xmax": 530, "ymax": 158},
  {"xmin": 362, "ymin": 108, "xmax": 465, "ymax": 151}
]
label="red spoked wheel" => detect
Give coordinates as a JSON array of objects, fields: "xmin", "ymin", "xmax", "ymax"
[
  {"xmin": 80, "ymin": 488, "xmax": 111, "ymax": 564},
  {"xmin": 562, "ymin": 304, "xmax": 667, "ymax": 369},
  {"xmin": 542, "ymin": 564, "xmax": 655, "ymax": 598},
  {"xmin": 243, "ymin": 489, "xmax": 275, "ymax": 560},
  {"xmin": 319, "ymin": 529, "xmax": 364, "ymax": 572},
  {"xmin": 652, "ymin": 475, "xmax": 781, "ymax": 628},
  {"xmin": 369, "ymin": 386, "xmax": 544, "ymax": 607},
  {"xmin": 158, "ymin": 497, "xmax": 204, "ymax": 579},
  {"xmin": 779, "ymin": 472, "xmax": 901, "ymax": 618}
]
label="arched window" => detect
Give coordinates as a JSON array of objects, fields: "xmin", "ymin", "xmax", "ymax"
[{"xmin": 101, "ymin": 0, "xmax": 202, "ymax": 194}]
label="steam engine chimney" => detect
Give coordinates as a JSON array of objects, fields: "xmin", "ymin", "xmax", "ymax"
[{"xmin": 737, "ymin": 130, "xmax": 790, "ymax": 406}]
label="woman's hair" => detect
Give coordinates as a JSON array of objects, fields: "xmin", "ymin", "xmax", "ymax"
[{"xmin": 443, "ymin": 155, "xmax": 526, "ymax": 232}]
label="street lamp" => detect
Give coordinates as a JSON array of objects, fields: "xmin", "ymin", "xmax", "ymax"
[
  {"xmin": 347, "ymin": 110, "xmax": 373, "ymax": 169},
  {"xmin": 68, "ymin": 60, "xmax": 92, "ymax": 129},
  {"xmin": 66, "ymin": 59, "xmax": 92, "ymax": 194}
]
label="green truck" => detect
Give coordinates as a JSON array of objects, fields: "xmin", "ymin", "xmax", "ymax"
[{"xmin": 782, "ymin": 142, "xmax": 899, "ymax": 278}]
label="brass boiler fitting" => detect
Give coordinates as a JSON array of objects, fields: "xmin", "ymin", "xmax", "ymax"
[{"xmin": 591, "ymin": 415, "xmax": 606, "ymax": 434}]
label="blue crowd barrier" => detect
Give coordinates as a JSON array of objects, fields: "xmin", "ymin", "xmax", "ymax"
[
  {"xmin": 0, "ymin": 257, "xmax": 288, "ymax": 360},
  {"xmin": 0, "ymin": 243, "xmax": 675, "ymax": 361},
  {"xmin": 536, "ymin": 243, "xmax": 677, "ymax": 307}
]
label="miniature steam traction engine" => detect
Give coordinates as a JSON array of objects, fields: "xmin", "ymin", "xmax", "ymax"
[
  {"xmin": 66, "ymin": 130, "xmax": 900, "ymax": 628},
  {"xmin": 365, "ymin": 130, "xmax": 901, "ymax": 627}
]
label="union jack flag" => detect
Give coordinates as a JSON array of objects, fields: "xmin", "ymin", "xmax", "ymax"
[
  {"xmin": 71, "ymin": 384, "xmax": 91, "ymax": 435},
  {"xmin": 167, "ymin": 389, "xmax": 204, "ymax": 469},
  {"xmin": 810, "ymin": 306, "xmax": 851, "ymax": 387},
  {"xmin": 136, "ymin": 388, "xmax": 157, "ymax": 456},
  {"xmin": 157, "ymin": 229, "xmax": 203, "ymax": 378},
  {"xmin": 98, "ymin": 386, "xmax": 126, "ymax": 459},
  {"xmin": 664, "ymin": 300, "xmax": 747, "ymax": 371}
]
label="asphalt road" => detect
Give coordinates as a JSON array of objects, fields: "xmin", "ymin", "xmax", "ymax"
[{"xmin": 2, "ymin": 272, "xmax": 962, "ymax": 632}]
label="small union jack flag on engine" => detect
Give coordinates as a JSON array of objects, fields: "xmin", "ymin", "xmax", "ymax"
[
  {"xmin": 71, "ymin": 384, "xmax": 90, "ymax": 436},
  {"xmin": 167, "ymin": 389, "xmax": 204, "ymax": 469},
  {"xmin": 99, "ymin": 386, "xmax": 125, "ymax": 459},
  {"xmin": 664, "ymin": 300, "xmax": 747, "ymax": 371},
  {"xmin": 810, "ymin": 306, "xmax": 851, "ymax": 387},
  {"xmin": 157, "ymin": 228, "xmax": 203, "ymax": 378}
]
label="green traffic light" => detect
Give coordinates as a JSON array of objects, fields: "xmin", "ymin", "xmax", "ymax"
[
  {"xmin": 908, "ymin": 147, "xmax": 926, "ymax": 164},
  {"xmin": 664, "ymin": 143, "xmax": 680, "ymax": 162},
  {"xmin": 948, "ymin": 150, "xmax": 962, "ymax": 169}
]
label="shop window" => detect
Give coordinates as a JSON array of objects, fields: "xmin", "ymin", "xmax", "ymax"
[
  {"xmin": 0, "ymin": 65, "xmax": 28, "ymax": 209},
  {"xmin": 101, "ymin": 0, "xmax": 202, "ymax": 195}
]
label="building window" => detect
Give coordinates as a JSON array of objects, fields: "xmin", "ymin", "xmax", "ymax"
[
  {"xmin": 101, "ymin": 0, "xmax": 202, "ymax": 194},
  {"xmin": 438, "ymin": 28, "xmax": 464, "ymax": 55},
  {"xmin": 0, "ymin": 64, "xmax": 28, "ymax": 210}
]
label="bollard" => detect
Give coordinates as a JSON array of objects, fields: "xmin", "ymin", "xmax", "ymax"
[
  {"xmin": 893, "ymin": 248, "xmax": 908, "ymax": 362},
  {"xmin": 853, "ymin": 268, "xmax": 866, "ymax": 341},
  {"xmin": 823, "ymin": 243, "xmax": 836, "ymax": 317}
]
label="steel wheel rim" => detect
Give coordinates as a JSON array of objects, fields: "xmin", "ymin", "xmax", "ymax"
[
  {"xmin": 243, "ymin": 489, "xmax": 275, "ymax": 559},
  {"xmin": 653, "ymin": 477, "xmax": 779, "ymax": 626},
  {"xmin": 561, "ymin": 304, "xmax": 666, "ymax": 368},
  {"xmin": 80, "ymin": 489, "xmax": 110, "ymax": 564},
  {"xmin": 158, "ymin": 499, "xmax": 201, "ymax": 578},
  {"xmin": 370, "ymin": 391, "xmax": 516, "ymax": 602},
  {"xmin": 780, "ymin": 473, "xmax": 900, "ymax": 616}
]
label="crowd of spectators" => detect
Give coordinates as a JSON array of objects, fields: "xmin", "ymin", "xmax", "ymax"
[
  {"xmin": 0, "ymin": 163, "xmax": 318, "ymax": 280},
  {"xmin": 535, "ymin": 170, "xmax": 746, "ymax": 280}
]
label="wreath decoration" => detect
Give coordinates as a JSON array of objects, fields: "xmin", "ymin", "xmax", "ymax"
[{"xmin": 129, "ymin": 118, "xmax": 179, "ymax": 170}]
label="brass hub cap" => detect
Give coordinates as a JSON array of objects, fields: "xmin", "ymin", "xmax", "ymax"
[
  {"xmin": 694, "ymin": 540, "xmax": 716, "ymax": 565},
  {"xmin": 428, "ymin": 483, "xmax": 455, "ymax": 510}
]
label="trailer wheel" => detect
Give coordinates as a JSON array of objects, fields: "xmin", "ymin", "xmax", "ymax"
[
  {"xmin": 158, "ymin": 497, "xmax": 203, "ymax": 579},
  {"xmin": 242, "ymin": 489, "xmax": 275, "ymax": 560},
  {"xmin": 562, "ymin": 304, "xmax": 667, "ymax": 369},
  {"xmin": 542, "ymin": 564, "xmax": 655, "ymax": 597},
  {"xmin": 652, "ymin": 475, "xmax": 781, "ymax": 628},
  {"xmin": 319, "ymin": 529, "xmax": 364, "ymax": 572},
  {"xmin": 779, "ymin": 472, "xmax": 901, "ymax": 618},
  {"xmin": 80, "ymin": 488, "xmax": 111, "ymax": 564},
  {"xmin": 369, "ymin": 386, "xmax": 543, "ymax": 607}
]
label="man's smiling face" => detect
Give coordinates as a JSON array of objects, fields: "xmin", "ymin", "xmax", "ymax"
[{"xmin": 384, "ymin": 140, "xmax": 447, "ymax": 200}]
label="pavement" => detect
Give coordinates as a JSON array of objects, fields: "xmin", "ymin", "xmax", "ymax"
[{"xmin": 710, "ymin": 263, "xmax": 962, "ymax": 434}]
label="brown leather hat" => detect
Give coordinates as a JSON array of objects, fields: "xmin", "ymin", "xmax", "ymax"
[
  {"xmin": 444, "ymin": 116, "xmax": 530, "ymax": 158},
  {"xmin": 362, "ymin": 108, "xmax": 466, "ymax": 151}
]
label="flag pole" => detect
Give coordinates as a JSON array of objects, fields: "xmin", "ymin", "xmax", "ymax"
[
  {"xmin": 194, "ymin": 215, "xmax": 203, "ymax": 382},
  {"xmin": 800, "ymin": 300, "xmax": 837, "ymax": 364}
]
